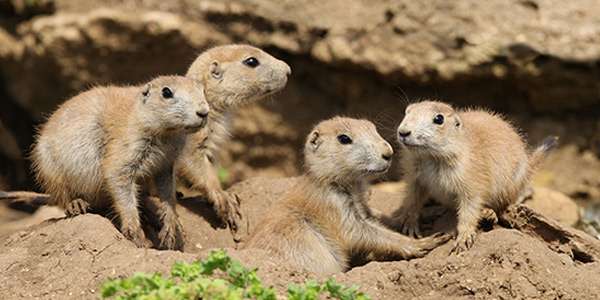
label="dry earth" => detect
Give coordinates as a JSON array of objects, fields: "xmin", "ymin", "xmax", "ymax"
[{"xmin": 1, "ymin": 177, "xmax": 599, "ymax": 299}]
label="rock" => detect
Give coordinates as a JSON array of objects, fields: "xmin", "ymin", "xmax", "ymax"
[
  {"xmin": 524, "ymin": 187, "xmax": 579, "ymax": 226},
  {"xmin": 47, "ymin": 0, "xmax": 600, "ymax": 112},
  {"xmin": 4, "ymin": 9, "xmax": 229, "ymax": 118},
  {"xmin": 533, "ymin": 145, "xmax": 600, "ymax": 202}
]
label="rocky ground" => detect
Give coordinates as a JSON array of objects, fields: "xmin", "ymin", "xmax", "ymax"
[
  {"xmin": 1, "ymin": 177, "xmax": 600, "ymax": 299},
  {"xmin": 1, "ymin": 0, "xmax": 600, "ymax": 299}
]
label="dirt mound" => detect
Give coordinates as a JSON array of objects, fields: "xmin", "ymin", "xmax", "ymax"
[
  {"xmin": 1, "ymin": 177, "xmax": 599, "ymax": 299},
  {"xmin": 0, "ymin": 211, "xmax": 311, "ymax": 299},
  {"xmin": 336, "ymin": 228, "xmax": 600, "ymax": 299},
  {"xmin": 0, "ymin": 214, "xmax": 195, "ymax": 299}
]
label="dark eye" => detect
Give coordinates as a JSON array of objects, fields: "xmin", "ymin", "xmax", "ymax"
[
  {"xmin": 433, "ymin": 114, "xmax": 444, "ymax": 125},
  {"xmin": 337, "ymin": 134, "xmax": 353, "ymax": 145},
  {"xmin": 162, "ymin": 87, "xmax": 173, "ymax": 99},
  {"xmin": 242, "ymin": 57, "xmax": 260, "ymax": 68}
]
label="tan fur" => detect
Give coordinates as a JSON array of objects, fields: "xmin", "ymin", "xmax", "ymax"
[
  {"xmin": 393, "ymin": 101, "xmax": 556, "ymax": 253},
  {"xmin": 176, "ymin": 44, "xmax": 291, "ymax": 233},
  {"xmin": 31, "ymin": 76, "xmax": 209, "ymax": 250},
  {"xmin": 244, "ymin": 117, "xmax": 450, "ymax": 275}
]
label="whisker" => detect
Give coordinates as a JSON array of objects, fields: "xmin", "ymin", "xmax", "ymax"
[{"xmin": 393, "ymin": 86, "xmax": 411, "ymax": 106}]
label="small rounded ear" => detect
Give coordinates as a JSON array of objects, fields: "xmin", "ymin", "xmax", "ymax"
[
  {"xmin": 210, "ymin": 61, "xmax": 223, "ymax": 80},
  {"xmin": 454, "ymin": 114, "xmax": 462, "ymax": 128},
  {"xmin": 141, "ymin": 83, "xmax": 152, "ymax": 103},
  {"xmin": 309, "ymin": 130, "xmax": 322, "ymax": 151}
]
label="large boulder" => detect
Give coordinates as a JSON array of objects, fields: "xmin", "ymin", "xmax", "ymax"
[
  {"xmin": 3, "ymin": 9, "xmax": 228, "ymax": 118},
  {"xmin": 46, "ymin": 0, "xmax": 600, "ymax": 113}
]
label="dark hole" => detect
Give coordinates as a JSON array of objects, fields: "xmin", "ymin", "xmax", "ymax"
[{"xmin": 572, "ymin": 248, "xmax": 594, "ymax": 264}]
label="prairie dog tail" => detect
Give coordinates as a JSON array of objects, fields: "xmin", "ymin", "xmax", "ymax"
[
  {"xmin": 0, "ymin": 190, "xmax": 51, "ymax": 206},
  {"xmin": 529, "ymin": 136, "xmax": 559, "ymax": 170}
]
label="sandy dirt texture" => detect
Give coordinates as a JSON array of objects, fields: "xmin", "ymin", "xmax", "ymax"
[{"xmin": 1, "ymin": 177, "xmax": 599, "ymax": 299}]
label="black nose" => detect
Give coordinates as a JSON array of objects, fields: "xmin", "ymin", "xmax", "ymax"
[
  {"xmin": 196, "ymin": 111, "xmax": 208, "ymax": 118},
  {"xmin": 382, "ymin": 153, "xmax": 392, "ymax": 161},
  {"xmin": 398, "ymin": 130, "xmax": 411, "ymax": 138}
]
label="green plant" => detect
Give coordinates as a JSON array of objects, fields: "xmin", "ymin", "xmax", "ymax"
[
  {"xmin": 217, "ymin": 167, "xmax": 230, "ymax": 185},
  {"xmin": 288, "ymin": 279, "xmax": 370, "ymax": 300},
  {"xmin": 100, "ymin": 250, "xmax": 370, "ymax": 300}
]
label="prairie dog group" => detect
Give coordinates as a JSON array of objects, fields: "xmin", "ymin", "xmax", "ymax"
[
  {"xmin": 2, "ymin": 42, "xmax": 560, "ymax": 275},
  {"xmin": 393, "ymin": 101, "xmax": 556, "ymax": 253},
  {"xmin": 177, "ymin": 44, "xmax": 291, "ymax": 232},
  {"xmin": 32, "ymin": 76, "xmax": 209, "ymax": 249},
  {"xmin": 244, "ymin": 117, "xmax": 450, "ymax": 275}
]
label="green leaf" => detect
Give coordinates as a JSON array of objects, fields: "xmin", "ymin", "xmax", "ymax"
[{"xmin": 100, "ymin": 249, "xmax": 370, "ymax": 300}]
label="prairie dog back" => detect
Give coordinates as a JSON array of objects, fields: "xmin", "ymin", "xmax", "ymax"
[{"xmin": 33, "ymin": 88, "xmax": 110, "ymax": 207}]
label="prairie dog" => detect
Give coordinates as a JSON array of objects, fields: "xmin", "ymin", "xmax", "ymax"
[
  {"xmin": 32, "ymin": 76, "xmax": 209, "ymax": 250},
  {"xmin": 244, "ymin": 117, "xmax": 450, "ymax": 275},
  {"xmin": 176, "ymin": 44, "xmax": 291, "ymax": 232},
  {"xmin": 392, "ymin": 101, "xmax": 557, "ymax": 253}
]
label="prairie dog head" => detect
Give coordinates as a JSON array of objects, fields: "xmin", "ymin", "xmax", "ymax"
[
  {"xmin": 139, "ymin": 76, "xmax": 209, "ymax": 133},
  {"xmin": 397, "ymin": 101, "xmax": 463, "ymax": 155},
  {"xmin": 305, "ymin": 117, "xmax": 393, "ymax": 184},
  {"xmin": 186, "ymin": 44, "xmax": 291, "ymax": 109}
]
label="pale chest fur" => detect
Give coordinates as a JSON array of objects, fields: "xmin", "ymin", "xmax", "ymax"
[
  {"xmin": 118, "ymin": 133, "xmax": 185, "ymax": 179},
  {"xmin": 412, "ymin": 156, "xmax": 469, "ymax": 207},
  {"xmin": 336, "ymin": 192, "xmax": 371, "ymax": 228},
  {"xmin": 322, "ymin": 184, "xmax": 374, "ymax": 244}
]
